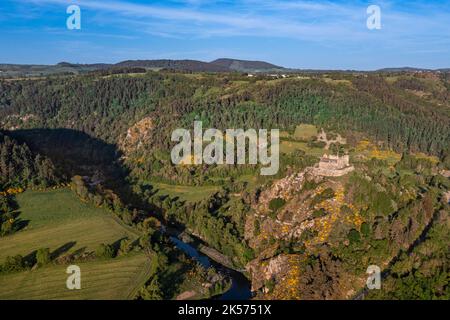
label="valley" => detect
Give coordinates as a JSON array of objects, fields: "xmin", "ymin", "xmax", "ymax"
[{"xmin": 0, "ymin": 69, "xmax": 448, "ymax": 300}]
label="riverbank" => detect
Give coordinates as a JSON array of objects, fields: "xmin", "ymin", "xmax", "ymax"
[{"xmin": 167, "ymin": 230, "xmax": 252, "ymax": 300}]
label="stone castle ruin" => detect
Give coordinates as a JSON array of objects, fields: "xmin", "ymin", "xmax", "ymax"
[{"xmin": 313, "ymin": 154, "xmax": 354, "ymax": 177}]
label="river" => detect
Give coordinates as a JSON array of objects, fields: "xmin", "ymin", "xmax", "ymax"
[{"xmin": 169, "ymin": 236, "xmax": 252, "ymax": 300}]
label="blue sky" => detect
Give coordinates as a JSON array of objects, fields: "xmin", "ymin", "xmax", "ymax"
[{"xmin": 1, "ymin": 0, "xmax": 449, "ymax": 69}]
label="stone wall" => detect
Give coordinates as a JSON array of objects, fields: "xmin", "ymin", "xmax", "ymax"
[{"xmin": 313, "ymin": 165, "xmax": 355, "ymax": 177}]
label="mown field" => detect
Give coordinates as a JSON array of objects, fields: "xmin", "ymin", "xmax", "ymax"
[
  {"xmin": 0, "ymin": 189, "xmax": 151, "ymax": 300},
  {"xmin": 280, "ymin": 140, "xmax": 324, "ymax": 157},
  {"xmin": 0, "ymin": 254, "xmax": 151, "ymax": 300},
  {"xmin": 0, "ymin": 189, "xmax": 138, "ymax": 262},
  {"xmin": 293, "ymin": 124, "xmax": 318, "ymax": 140}
]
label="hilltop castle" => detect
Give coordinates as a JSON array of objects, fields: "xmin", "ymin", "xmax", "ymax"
[{"xmin": 313, "ymin": 154, "xmax": 354, "ymax": 177}]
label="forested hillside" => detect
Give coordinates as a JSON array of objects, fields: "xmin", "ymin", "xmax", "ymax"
[
  {"xmin": 0, "ymin": 132, "xmax": 59, "ymax": 189},
  {"xmin": 1, "ymin": 71, "xmax": 448, "ymax": 158}
]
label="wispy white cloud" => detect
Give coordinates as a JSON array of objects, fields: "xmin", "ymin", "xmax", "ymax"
[
  {"xmin": 2, "ymin": 0, "xmax": 449, "ymax": 68},
  {"xmin": 16, "ymin": 0, "xmax": 366, "ymax": 38},
  {"xmin": 16, "ymin": 0, "xmax": 450, "ymax": 45}
]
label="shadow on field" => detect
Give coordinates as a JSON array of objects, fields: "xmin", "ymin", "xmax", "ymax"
[
  {"xmin": 22, "ymin": 250, "xmax": 37, "ymax": 267},
  {"xmin": 11, "ymin": 211, "xmax": 30, "ymax": 232},
  {"xmin": 111, "ymin": 237, "xmax": 128, "ymax": 255},
  {"xmin": 19, "ymin": 241, "xmax": 77, "ymax": 267},
  {"xmin": 51, "ymin": 241, "xmax": 77, "ymax": 260}
]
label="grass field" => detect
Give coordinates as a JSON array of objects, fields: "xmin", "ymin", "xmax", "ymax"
[
  {"xmin": 236, "ymin": 174, "xmax": 262, "ymax": 191},
  {"xmin": 293, "ymin": 124, "xmax": 318, "ymax": 140},
  {"xmin": 152, "ymin": 183, "xmax": 220, "ymax": 202},
  {"xmin": 0, "ymin": 189, "xmax": 153, "ymax": 300},
  {"xmin": 0, "ymin": 253, "xmax": 151, "ymax": 300},
  {"xmin": 0, "ymin": 189, "xmax": 139, "ymax": 263},
  {"xmin": 279, "ymin": 124, "xmax": 324, "ymax": 158},
  {"xmin": 280, "ymin": 140, "xmax": 324, "ymax": 158}
]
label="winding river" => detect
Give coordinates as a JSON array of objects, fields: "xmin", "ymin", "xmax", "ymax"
[{"xmin": 169, "ymin": 236, "xmax": 252, "ymax": 300}]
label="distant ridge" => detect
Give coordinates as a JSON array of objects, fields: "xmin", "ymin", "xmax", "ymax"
[
  {"xmin": 373, "ymin": 67, "xmax": 448, "ymax": 73},
  {"xmin": 115, "ymin": 59, "xmax": 229, "ymax": 72},
  {"xmin": 56, "ymin": 61, "xmax": 112, "ymax": 69},
  {"xmin": 0, "ymin": 58, "xmax": 266, "ymax": 77},
  {"xmin": 209, "ymin": 58, "xmax": 284, "ymax": 71},
  {"xmin": 376, "ymin": 67, "xmax": 432, "ymax": 72},
  {"xmin": 1, "ymin": 58, "xmax": 449, "ymax": 78}
]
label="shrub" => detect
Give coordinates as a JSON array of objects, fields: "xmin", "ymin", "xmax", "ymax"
[
  {"xmin": 253, "ymin": 219, "xmax": 260, "ymax": 235},
  {"xmin": 36, "ymin": 248, "xmax": 51, "ymax": 266},
  {"xmin": 361, "ymin": 222, "xmax": 371, "ymax": 238},
  {"xmin": 1, "ymin": 255, "xmax": 25, "ymax": 273},
  {"xmin": 96, "ymin": 243, "xmax": 115, "ymax": 259},
  {"xmin": 311, "ymin": 188, "xmax": 335, "ymax": 207},
  {"xmin": 265, "ymin": 279, "xmax": 276, "ymax": 293},
  {"xmin": 0, "ymin": 219, "xmax": 13, "ymax": 236},
  {"xmin": 300, "ymin": 229, "xmax": 318, "ymax": 242},
  {"xmin": 312, "ymin": 208, "xmax": 327, "ymax": 218},
  {"xmin": 118, "ymin": 238, "xmax": 132, "ymax": 256},
  {"xmin": 139, "ymin": 276, "xmax": 163, "ymax": 300},
  {"xmin": 348, "ymin": 229, "xmax": 361, "ymax": 244},
  {"xmin": 269, "ymin": 197, "xmax": 286, "ymax": 212}
]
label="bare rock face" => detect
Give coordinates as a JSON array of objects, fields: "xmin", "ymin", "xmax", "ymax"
[
  {"xmin": 443, "ymin": 190, "xmax": 450, "ymax": 204},
  {"xmin": 246, "ymin": 254, "xmax": 290, "ymax": 292},
  {"xmin": 246, "ymin": 169, "xmax": 314, "ymax": 249},
  {"xmin": 176, "ymin": 290, "xmax": 197, "ymax": 300},
  {"xmin": 245, "ymin": 165, "xmax": 366, "ymax": 299},
  {"xmin": 256, "ymin": 168, "xmax": 317, "ymax": 213},
  {"xmin": 244, "ymin": 213, "xmax": 256, "ymax": 241},
  {"xmin": 246, "ymin": 170, "xmax": 316, "ymax": 297},
  {"xmin": 119, "ymin": 117, "xmax": 154, "ymax": 153}
]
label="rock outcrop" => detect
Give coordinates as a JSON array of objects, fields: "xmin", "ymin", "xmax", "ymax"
[
  {"xmin": 119, "ymin": 117, "xmax": 154, "ymax": 153},
  {"xmin": 245, "ymin": 165, "xmax": 364, "ymax": 299}
]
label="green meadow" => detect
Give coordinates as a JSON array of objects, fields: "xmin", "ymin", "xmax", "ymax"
[
  {"xmin": 280, "ymin": 140, "xmax": 324, "ymax": 157},
  {"xmin": 0, "ymin": 189, "xmax": 138, "ymax": 262},
  {"xmin": 293, "ymin": 124, "xmax": 318, "ymax": 140},
  {"xmin": 0, "ymin": 189, "xmax": 150, "ymax": 300},
  {"xmin": 0, "ymin": 254, "xmax": 151, "ymax": 300}
]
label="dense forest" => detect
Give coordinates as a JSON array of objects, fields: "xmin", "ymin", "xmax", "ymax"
[
  {"xmin": 0, "ymin": 132, "xmax": 59, "ymax": 189},
  {"xmin": 1, "ymin": 70, "xmax": 448, "ymax": 192},
  {"xmin": 0, "ymin": 71, "xmax": 448, "ymax": 158}
]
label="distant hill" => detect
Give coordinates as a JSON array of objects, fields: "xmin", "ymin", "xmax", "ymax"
[
  {"xmin": 376, "ymin": 67, "xmax": 432, "ymax": 73},
  {"xmin": 115, "ymin": 59, "xmax": 229, "ymax": 72},
  {"xmin": 0, "ymin": 62, "xmax": 111, "ymax": 78},
  {"xmin": 56, "ymin": 62, "xmax": 112, "ymax": 69},
  {"xmin": 1, "ymin": 59, "xmax": 449, "ymax": 78},
  {"xmin": 0, "ymin": 58, "xmax": 286, "ymax": 77},
  {"xmin": 115, "ymin": 58, "xmax": 284, "ymax": 72},
  {"xmin": 209, "ymin": 58, "xmax": 284, "ymax": 72}
]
